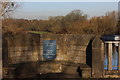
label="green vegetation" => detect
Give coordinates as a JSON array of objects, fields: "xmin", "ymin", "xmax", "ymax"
[{"xmin": 28, "ymin": 31, "xmax": 49, "ymax": 34}]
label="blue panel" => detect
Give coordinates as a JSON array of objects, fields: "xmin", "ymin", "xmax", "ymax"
[
  {"xmin": 104, "ymin": 50, "xmax": 108, "ymax": 70},
  {"xmin": 104, "ymin": 47, "xmax": 119, "ymax": 70},
  {"xmin": 104, "ymin": 57, "xmax": 108, "ymax": 70},
  {"xmin": 43, "ymin": 40, "xmax": 56, "ymax": 60},
  {"xmin": 112, "ymin": 49, "xmax": 118, "ymax": 70}
]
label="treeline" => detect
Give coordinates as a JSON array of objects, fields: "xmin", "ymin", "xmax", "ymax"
[{"xmin": 2, "ymin": 9, "xmax": 119, "ymax": 35}]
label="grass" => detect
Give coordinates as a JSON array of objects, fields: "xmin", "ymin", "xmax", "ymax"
[{"xmin": 28, "ymin": 31, "xmax": 49, "ymax": 34}]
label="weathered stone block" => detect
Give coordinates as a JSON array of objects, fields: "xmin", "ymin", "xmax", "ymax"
[
  {"xmin": 38, "ymin": 62, "xmax": 62, "ymax": 73},
  {"xmin": 92, "ymin": 35, "xmax": 104, "ymax": 78},
  {"xmin": 82, "ymin": 69, "xmax": 91, "ymax": 78},
  {"xmin": 9, "ymin": 47, "xmax": 15, "ymax": 52},
  {"xmin": 16, "ymin": 51, "xmax": 21, "ymax": 57}
]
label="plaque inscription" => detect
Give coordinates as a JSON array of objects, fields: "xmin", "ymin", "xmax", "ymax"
[{"xmin": 43, "ymin": 40, "xmax": 56, "ymax": 60}]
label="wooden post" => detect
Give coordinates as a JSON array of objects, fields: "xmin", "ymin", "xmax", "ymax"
[
  {"xmin": 118, "ymin": 43, "xmax": 120, "ymax": 70},
  {"xmin": 108, "ymin": 43, "xmax": 112, "ymax": 70}
]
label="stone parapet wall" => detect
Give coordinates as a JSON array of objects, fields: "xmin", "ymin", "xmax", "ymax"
[
  {"xmin": 4, "ymin": 33, "xmax": 94, "ymax": 64},
  {"xmin": 6, "ymin": 34, "xmax": 40, "ymax": 64},
  {"xmin": 40, "ymin": 34, "xmax": 94, "ymax": 64}
]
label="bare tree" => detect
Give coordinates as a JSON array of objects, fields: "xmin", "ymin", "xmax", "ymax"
[{"xmin": 0, "ymin": 1, "xmax": 19, "ymax": 18}]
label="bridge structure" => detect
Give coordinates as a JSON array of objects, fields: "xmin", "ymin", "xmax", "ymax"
[{"xmin": 2, "ymin": 33, "xmax": 120, "ymax": 78}]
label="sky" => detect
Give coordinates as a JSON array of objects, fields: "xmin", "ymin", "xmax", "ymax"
[{"xmin": 11, "ymin": 2, "xmax": 118, "ymax": 20}]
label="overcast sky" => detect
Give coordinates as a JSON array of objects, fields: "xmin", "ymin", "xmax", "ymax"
[{"xmin": 11, "ymin": 2, "xmax": 118, "ymax": 20}]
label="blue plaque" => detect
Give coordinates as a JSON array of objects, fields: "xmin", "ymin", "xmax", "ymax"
[{"xmin": 43, "ymin": 40, "xmax": 56, "ymax": 60}]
